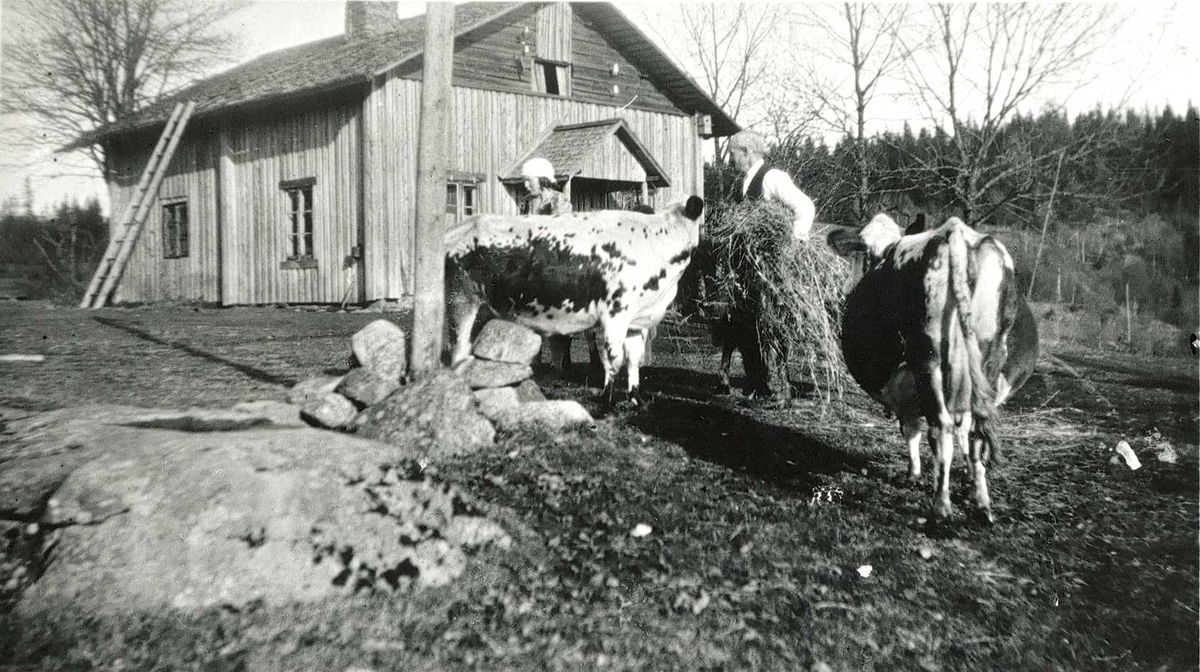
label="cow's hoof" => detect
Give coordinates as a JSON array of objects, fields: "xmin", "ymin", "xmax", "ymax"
[
  {"xmin": 907, "ymin": 471, "xmax": 922, "ymax": 484},
  {"xmin": 970, "ymin": 505, "xmax": 995, "ymax": 526},
  {"xmin": 932, "ymin": 501, "xmax": 953, "ymax": 521}
]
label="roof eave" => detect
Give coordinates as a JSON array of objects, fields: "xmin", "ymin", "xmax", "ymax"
[{"xmin": 64, "ymin": 75, "xmax": 372, "ymax": 151}]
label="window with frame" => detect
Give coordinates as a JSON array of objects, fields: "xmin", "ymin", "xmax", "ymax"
[
  {"xmin": 161, "ymin": 199, "xmax": 189, "ymax": 259},
  {"xmin": 533, "ymin": 59, "xmax": 569, "ymax": 96},
  {"xmin": 445, "ymin": 181, "xmax": 479, "ymax": 224},
  {"xmin": 282, "ymin": 178, "xmax": 315, "ymax": 261}
]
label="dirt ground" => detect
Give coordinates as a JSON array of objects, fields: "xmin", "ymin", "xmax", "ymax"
[{"xmin": 1, "ymin": 301, "xmax": 1197, "ymax": 671}]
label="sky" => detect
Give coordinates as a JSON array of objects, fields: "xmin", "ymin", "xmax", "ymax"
[{"xmin": 0, "ymin": 0, "xmax": 1196, "ymax": 215}]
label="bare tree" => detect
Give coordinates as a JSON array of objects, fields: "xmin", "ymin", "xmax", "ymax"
[
  {"xmin": 787, "ymin": 3, "xmax": 910, "ymax": 221},
  {"xmin": 645, "ymin": 3, "xmax": 785, "ymax": 161},
  {"xmin": 1, "ymin": 0, "xmax": 245, "ymax": 182},
  {"xmin": 897, "ymin": 3, "xmax": 1122, "ymax": 227}
]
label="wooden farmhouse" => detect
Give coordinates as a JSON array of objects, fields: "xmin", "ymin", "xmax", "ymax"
[{"xmin": 73, "ymin": 1, "xmax": 739, "ymax": 306}]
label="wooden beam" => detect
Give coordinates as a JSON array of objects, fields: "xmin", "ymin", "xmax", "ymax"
[{"xmin": 410, "ymin": 2, "xmax": 456, "ymax": 377}]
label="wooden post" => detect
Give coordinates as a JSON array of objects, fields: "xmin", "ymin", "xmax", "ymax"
[
  {"xmin": 1055, "ymin": 271, "xmax": 1062, "ymax": 304},
  {"xmin": 1125, "ymin": 282, "xmax": 1132, "ymax": 347},
  {"xmin": 410, "ymin": 2, "xmax": 455, "ymax": 378}
]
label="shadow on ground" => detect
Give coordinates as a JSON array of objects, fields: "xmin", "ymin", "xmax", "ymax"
[
  {"xmin": 92, "ymin": 316, "xmax": 297, "ymax": 388},
  {"xmin": 629, "ymin": 399, "xmax": 871, "ymax": 494}
]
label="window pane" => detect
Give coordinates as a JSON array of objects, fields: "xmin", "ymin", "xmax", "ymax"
[
  {"xmin": 445, "ymin": 184, "xmax": 458, "ymax": 214},
  {"xmin": 178, "ymin": 204, "xmax": 189, "ymax": 257},
  {"xmin": 463, "ymin": 185, "xmax": 476, "ymax": 215},
  {"xmin": 543, "ymin": 62, "xmax": 560, "ymax": 95}
]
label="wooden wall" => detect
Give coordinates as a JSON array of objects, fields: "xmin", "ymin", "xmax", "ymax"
[
  {"xmin": 105, "ymin": 101, "xmax": 361, "ymax": 305},
  {"xmin": 535, "ymin": 2, "xmax": 572, "ymax": 62},
  {"xmin": 219, "ymin": 102, "xmax": 361, "ymax": 305},
  {"xmin": 411, "ymin": 3, "xmax": 680, "ymax": 120},
  {"xmin": 362, "ymin": 78, "xmax": 702, "ymax": 300},
  {"xmin": 107, "ymin": 128, "xmax": 220, "ymax": 304}
]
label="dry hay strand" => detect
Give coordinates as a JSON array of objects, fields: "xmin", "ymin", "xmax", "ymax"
[{"xmin": 708, "ymin": 200, "xmax": 852, "ymax": 408}]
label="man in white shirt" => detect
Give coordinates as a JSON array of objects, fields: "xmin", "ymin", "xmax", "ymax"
[
  {"xmin": 729, "ymin": 130, "xmax": 816, "ymax": 240},
  {"xmin": 714, "ymin": 130, "xmax": 817, "ymax": 405}
]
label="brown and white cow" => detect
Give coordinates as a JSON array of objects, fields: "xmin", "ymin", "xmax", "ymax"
[
  {"xmin": 827, "ymin": 214, "xmax": 1039, "ymax": 522},
  {"xmin": 445, "ymin": 196, "xmax": 705, "ymax": 405}
]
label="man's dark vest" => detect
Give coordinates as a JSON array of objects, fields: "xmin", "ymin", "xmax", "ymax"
[{"xmin": 734, "ymin": 164, "xmax": 774, "ymax": 203}]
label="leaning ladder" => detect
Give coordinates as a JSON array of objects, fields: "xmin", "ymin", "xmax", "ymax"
[{"xmin": 80, "ymin": 101, "xmax": 196, "ymax": 309}]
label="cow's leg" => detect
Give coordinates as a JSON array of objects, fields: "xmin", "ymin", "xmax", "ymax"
[
  {"xmin": 718, "ymin": 338, "xmax": 734, "ymax": 394},
  {"xmin": 598, "ymin": 313, "xmax": 632, "ymax": 407},
  {"xmin": 447, "ymin": 295, "xmax": 481, "ymax": 367},
  {"xmin": 623, "ymin": 329, "xmax": 647, "ymax": 406},
  {"xmin": 927, "ymin": 420, "xmax": 955, "ymax": 520},
  {"xmin": 587, "ymin": 330, "xmax": 603, "ymax": 373},
  {"xmin": 970, "ymin": 435, "xmax": 995, "ymax": 524},
  {"xmin": 900, "ymin": 414, "xmax": 923, "ymax": 481},
  {"xmin": 955, "ymin": 414, "xmax": 973, "ymax": 482}
]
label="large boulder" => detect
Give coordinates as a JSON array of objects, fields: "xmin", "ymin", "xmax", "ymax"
[
  {"xmin": 351, "ymin": 319, "xmax": 408, "ymax": 382},
  {"xmin": 336, "ymin": 368, "xmax": 401, "ymax": 408},
  {"xmin": 459, "ymin": 359, "xmax": 534, "ymax": 389},
  {"xmin": 489, "ymin": 400, "xmax": 595, "ymax": 435},
  {"xmin": 300, "ymin": 391, "xmax": 358, "ymax": 430},
  {"xmin": 0, "ymin": 405, "xmax": 511, "ymax": 615},
  {"xmin": 356, "ymin": 369, "xmax": 495, "ymax": 458},
  {"xmin": 472, "ymin": 320, "xmax": 542, "ymax": 365}
]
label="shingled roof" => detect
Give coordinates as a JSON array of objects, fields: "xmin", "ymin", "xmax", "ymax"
[
  {"xmin": 69, "ymin": 2, "xmax": 738, "ymax": 149},
  {"xmin": 501, "ymin": 118, "xmax": 670, "ymax": 186}
]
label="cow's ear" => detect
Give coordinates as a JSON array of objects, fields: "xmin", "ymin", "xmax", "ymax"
[
  {"xmin": 683, "ymin": 196, "xmax": 705, "ymax": 221},
  {"xmin": 904, "ymin": 212, "xmax": 927, "ymax": 236},
  {"xmin": 826, "ymin": 225, "xmax": 866, "ymax": 257}
]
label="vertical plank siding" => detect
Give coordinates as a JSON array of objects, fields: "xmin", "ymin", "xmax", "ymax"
[
  {"xmin": 225, "ymin": 102, "xmax": 360, "ymax": 305},
  {"xmin": 535, "ymin": 3, "xmax": 572, "ymax": 62},
  {"xmin": 363, "ymin": 79, "xmax": 700, "ymax": 300},
  {"xmin": 104, "ymin": 3, "xmax": 708, "ymax": 305},
  {"xmin": 107, "ymin": 130, "xmax": 220, "ymax": 304}
]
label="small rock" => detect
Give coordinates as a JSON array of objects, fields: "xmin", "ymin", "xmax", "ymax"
[
  {"xmin": 489, "ymin": 400, "xmax": 594, "ymax": 435},
  {"xmin": 473, "ymin": 387, "xmax": 520, "ymax": 419},
  {"xmin": 811, "ymin": 663, "xmax": 835, "ymax": 672},
  {"xmin": 514, "ymin": 379, "xmax": 546, "ymax": 403},
  {"xmin": 351, "ymin": 320, "xmax": 408, "ymax": 381},
  {"xmin": 337, "ymin": 368, "xmax": 401, "ymax": 408},
  {"xmin": 287, "ymin": 375, "xmax": 345, "ymax": 406},
  {"xmin": 630, "ymin": 523, "xmax": 652, "ymax": 538},
  {"xmin": 471, "ymin": 320, "xmax": 542, "ymax": 365},
  {"xmin": 301, "ymin": 392, "xmax": 358, "ymax": 430},
  {"xmin": 919, "ymin": 546, "xmax": 934, "ymax": 560},
  {"xmin": 857, "ymin": 565, "xmax": 873, "ymax": 578},
  {"xmin": 460, "ymin": 359, "xmax": 533, "ymax": 389}
]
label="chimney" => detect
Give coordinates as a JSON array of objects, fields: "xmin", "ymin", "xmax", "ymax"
[{"xmin": 345, "ymin": 1, "xmax": 401, "ymax": 40}]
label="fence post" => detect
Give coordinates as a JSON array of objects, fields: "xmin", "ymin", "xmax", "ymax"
[
  {"xmin": 410, "ymin": 2, "xmax": 456, "ymax": 378},
  {"xmin": 1125, "ymin": 282, "xmax": 1132, "ymax": 348}
]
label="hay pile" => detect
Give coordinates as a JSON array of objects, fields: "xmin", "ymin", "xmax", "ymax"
[{"xmin": 708, "ymin": 200, "xmax": 851, "ymax": 406}]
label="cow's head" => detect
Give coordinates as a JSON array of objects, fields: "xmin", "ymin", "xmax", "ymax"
[
  {"xmin": 674, "ymin": 195, "xmax": 705, "ymax": 222},
  {"xmin": 825, "ymin": 213, "xmax": 904, "ymax": 294}
]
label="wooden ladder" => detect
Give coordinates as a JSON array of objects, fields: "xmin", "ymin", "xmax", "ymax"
[{"xmin": 80, "ymin": 101, "xmax": 196, "ymax": 309}]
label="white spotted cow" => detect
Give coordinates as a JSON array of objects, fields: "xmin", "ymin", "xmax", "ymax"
[
  {"xmin": 445, "ymin": 196, "xmax": 705, "ymax": 406},
  {"xmin": 827, "ymin": 214, "xmax": 1039, "ymax": 523}
]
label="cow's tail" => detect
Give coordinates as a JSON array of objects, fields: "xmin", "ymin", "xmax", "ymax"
[{"xmin": 947, "ymin": 219, "xmax": 997, "ymax": 421}]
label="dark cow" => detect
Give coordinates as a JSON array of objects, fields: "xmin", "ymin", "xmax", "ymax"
[
  {"xmin": 446, "ymin": 196, "xmax": 705, "ymax": 404},
  {"xmin": 827, "ymin": 213, "xmax": 1039, "ymax": 522}
]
